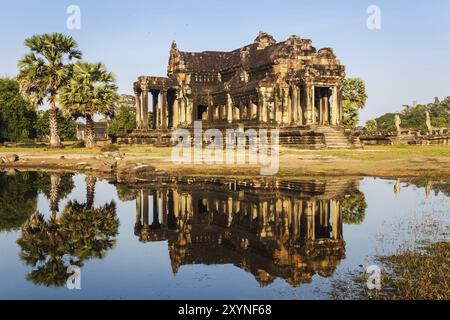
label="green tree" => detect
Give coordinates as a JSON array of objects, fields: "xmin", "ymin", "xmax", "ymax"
[
  {"xmin": 60, "ymin": 62, "xmax": 118, "ymax": 148},
  {"xmin": 60, "ymin": 200, "xmax": 119, "ymax": 261},
  {"xmin": 17, "ymin": 33, "xmax": 82, "ymax": 148},
  {"xmin": 0, "ymin": 77, "xmax": 37, "ymax": 142},
  {"xmin": 35, "ymin": 173, "xmax": 75, "ymax": 217},
  {"xmin": 17, "ymin": 212, "xmax": 73, "ymax": 287},
  {"xmin": 16, "ymin": 179, "xmax": 119, "ymax": 287},
  {"xmin": 374, "ymin": 113, "xmax": 397, "ymax": 130},
  {"xmin": 107, "ymin": 104, "xmax": 135, "ymax": 142},
  {"xmin": 372, "ymin": 97, "xmax": 450, "ymax": 131},
  {"xmin": 34, "ymin": 109, "xmax": 77, "ymax": 141},
  {"xmin": 364, "ymin": 120, "xmax": 378, "ymax": 133},
  {"xmin": 116, "ymin": 185, "xmax": 137, "ymax": 202},
  {"xmin": 0, "ymin": 172, "xmax": 38, "ymax": 231},
  {"xmin": 342, "ymin": 78, "xmax": 368, "ymax": 129},
  {"xmin": 341, "ymin": 193, "xmax": 367, "ymax": 225}
]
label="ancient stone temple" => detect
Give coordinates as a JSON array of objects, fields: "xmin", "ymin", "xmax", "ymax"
[
  {"xmin": 125, "ymin": 177, "xmax": 359, "ymax": 287},
  {"xmin": 123, "ymin": 32, "xmax": 360, "ymax": 148}
]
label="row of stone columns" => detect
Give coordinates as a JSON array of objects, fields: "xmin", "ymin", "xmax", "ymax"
[
  {"xmin": 135, "ymin": 84, "xmax": 341, "ymax": 129},
  {"xmin": 216, "ymin": 84, "xmax": 341, "ymax": 126},
  {"xmin": 304, "ymin": 84, "xmax": 340, "ymax": 126},
  {"xmin": 135, "ymin": 188, "xmax": 343, "ymax": 241},
  {"xmin": 135, "ymin": 88, "xmax": 172, "ymax": 130}
]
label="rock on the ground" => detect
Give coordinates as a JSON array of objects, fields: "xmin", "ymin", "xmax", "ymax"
[
  {"xmin": 0, "ymin": 154, "xmax": 19, "ymax": 163},
  {"xmin": 101, "ymin": 151, "xmax": 124, "ymax": 159}
]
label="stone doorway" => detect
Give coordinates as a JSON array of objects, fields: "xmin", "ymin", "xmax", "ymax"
[
  {"xmin": 314, "ymin": 87, "xmax": 332, "ymax": 125},
  {"xmin": 196, "ymin": 105, "xmax": 208, "ymax": 120}
]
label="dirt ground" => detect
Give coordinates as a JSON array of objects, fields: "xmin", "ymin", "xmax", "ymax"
[{"xmin": 2, "ymin": 144, "xmax": 450, "ymax": 179}]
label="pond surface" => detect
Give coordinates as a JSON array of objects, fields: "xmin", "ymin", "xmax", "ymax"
[{"xmin": 0, "ymin": 171, "xmax": 448, "ymax": 300}]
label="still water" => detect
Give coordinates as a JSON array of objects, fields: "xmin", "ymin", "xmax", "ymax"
[{"xmin": 0, "ymin": 171, "xmax": 449, "ymax": 299}]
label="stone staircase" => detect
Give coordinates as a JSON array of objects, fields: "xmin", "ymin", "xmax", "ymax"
[{"xmin": 314, "ymin": 126, "xmax": 362, "ymax": 149}]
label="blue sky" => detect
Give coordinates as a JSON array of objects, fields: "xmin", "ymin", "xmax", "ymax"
[{"xmin": 1, "ymin": 0, "xmax": 449, "ymax": 123}]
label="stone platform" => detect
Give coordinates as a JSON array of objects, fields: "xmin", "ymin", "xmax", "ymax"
[{"xmin": 118, "ymin": 125, "xmax": 362, "ymax": 149}]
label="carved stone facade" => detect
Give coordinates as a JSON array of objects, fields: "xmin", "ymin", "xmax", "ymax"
[
  {"xmin": 126, "ymin": 32, "xmax": 359, "ymax": 148},
  {"xmin": 126, "ymin": 177, "xmax": 359, "ymax": 287}
]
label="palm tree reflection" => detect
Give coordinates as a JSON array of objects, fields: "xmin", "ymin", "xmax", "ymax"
[{"xmin": 17, "ymin": 174, "xmax": 119, "ymax": 287}]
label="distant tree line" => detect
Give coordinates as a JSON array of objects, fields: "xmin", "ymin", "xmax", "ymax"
[
  {"xmin": 0, "ymin": 77, "xmax": 77, "ymax": 143},
  {"xmin": 0, "ymin": 76, "xmax": 135, "ymax": 144},
  {"xmin": 365, "ymin": 97, "xmax": 450, "ymax": 133}
]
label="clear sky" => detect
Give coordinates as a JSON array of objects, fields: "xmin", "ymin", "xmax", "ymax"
[{"xmin": 1, "ymin": 0, "xmax": 449, "ymax": 124}]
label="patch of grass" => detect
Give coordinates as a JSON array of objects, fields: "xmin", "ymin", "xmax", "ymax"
[
  {"xmin": 377, "ymin": 242, "xmax": 450, "ymax": 300},
  {"xmin": 332, "ymin": 242, "xmax": 450, "ymax": 300},
  {"xmin": 100, "ymin": 144, "xmax": 119, "ymax": 152},
  {"xmin": 331, "ymin": 207, "xmax": 450, "ymax": 300}
]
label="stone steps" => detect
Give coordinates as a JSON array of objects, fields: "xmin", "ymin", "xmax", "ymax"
[{"xmin": 314, "ymin": 126, "xmax": 362, "ymax": 149}]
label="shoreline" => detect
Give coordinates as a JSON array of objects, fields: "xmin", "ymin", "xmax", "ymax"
[{"xmin": 2, "ymin": 144, "xmax": 450, "ymax": 180}]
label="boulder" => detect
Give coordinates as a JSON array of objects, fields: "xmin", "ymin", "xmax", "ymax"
[
  {"xmin": 1, "ymin": 154, "xmax": 19, "ymax": 163},
  {"xmin": 101, "ymin": 151, "xmax": 123, "ymax": 159},
  {"xmin": 7, "ymin": 154, "xmax": 19, "ymax": 162}
]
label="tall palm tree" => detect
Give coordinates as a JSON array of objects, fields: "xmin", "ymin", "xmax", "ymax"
[
  {"xmin": 36, "ymin": 172, "xmax": 75, "ymax": 219},
  {"xmin": 17, "ymin": 33, "xmax": 82, "ymax": 148},
  {"xmin": 60, "ymin": 62, "xmax": 118, "ymax": 148},
  {"xmin": 85, "ymin": 175, "xmax": 97, "ymax": 209},
  {"xmin": 49, "ymin": 174, "xmax": 61, "ymax": 218}
]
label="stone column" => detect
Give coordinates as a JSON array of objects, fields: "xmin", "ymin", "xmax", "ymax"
[
  {"xmin": 161, "ymin": 90, "xmax": 168, "ymax": 130},
  {"xmin": 262, "ymin": 96, "xmax": 268, "ymax": 123},
  {"xmin": 152, "ymin": 91, "xmax": 159, "ymax": 129},
  {"xmin": 282, "ymin": 88, "xmax": 290, "ymax": 125},
  {"xmin": 162, "ymin": 190, "xmax": 167, "ymax": 225},
  {"xmin": 172, "ymin": 97, "xmax": 179, "ymax": 128},
  {"xmin": 173, "ymin": 190, "xmax": 180, "ymax": 218},
  {"xmin": 207, "ymin": 95, "xmax": 214, "ymax": 123},
  {"xmin": 291, "ymin": 85, "xmax": 298, "ymax": 124},
  {"xmin": 338, "ymin": 87, "xmax": 343, "ymax": 125},
  {"xmin": 258, "ymin": 90, "xmax": 267, "ymax": 123},
  {"xmin": 187, "ymin": 101, "xmax": 193, "ymax": 125},
  {"xmin": 180, "ymin": 98, "xmax": 186, "ymax": 124},
  {"xmin": 324, "ymin": 90, "xmax": 330, "ymax": 125},
  {"xmin": 136, "ymin": 189, "xmax": 142, "ymax": 224},
  {"xmin": 227, "ymin": 94, "xmax": 233, "ymax": 123},
  {"xmin": 318, "ymin": 91, "xmax": 323, "ymax": 125},
  {"xmin": 305, "ymin": 200, "xmax": 314, "ymax": 240},
  {"xmin": 142, "ymin": 190, "xmax": 149, "ymax": 228},
  {"xmin": 251, "ymin": 102, "xmax": 258, "ymax": 120},
  {"xmin": 331, "ymin": 86, "xmax": 338, "ymax": 125},
  {"xmin": 142, "ymin": 84, "xmax": 149, "ymax": 129},
  {"xmin": 274, "ymin": 88, "xmax": 281, "ymax": 124},
  {"xmin": 156, "ymin": 93, "xmax": 161, "ymax": 129},
  {"xmin": 305, "ymin": 84, "xmax": 314, "ymax": 125},
  {"xmin": 332, "ymin": 200, "xmax": 340, "ymax": 240},
  {"xmin": 135, "ymin": 90, "xmax": 142, "ymax": 129},
  {"xmin": 297, "ymin": 86, "xmax": 302, "ymax": 125}
]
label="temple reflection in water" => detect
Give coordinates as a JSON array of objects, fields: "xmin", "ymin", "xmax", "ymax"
[{"xmin": 130, "ymin": 178, "xmax": 361, "ymax": 287}]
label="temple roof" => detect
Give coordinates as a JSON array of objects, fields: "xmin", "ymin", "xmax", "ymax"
[{"xmin": 171, "ymin": 32, "xmax": 321, "ymax": 74}]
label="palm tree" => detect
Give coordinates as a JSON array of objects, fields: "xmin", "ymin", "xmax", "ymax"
[
  {"xmin": 49, "ymin": 174, "xmax": 61, "ymax": 217},
  {"xmin": 17, "ymin": 33, "xmax": 82, "ymax": 148},
  {"xmin": 17, "ymin": 212, "xmax": 72, "ymax": 287},
  {"xmin": 17, "ymin": 199, "xmax": 119, "ymax": 287},
  {"xmin": 60, "ymin": 200, "xmax": 119, "ymax": 261},
  {"xmin": 35, "ymin": 173, "xmax": 75, "ymax": 219},
  {"xmin": 60, "ymin": 62, "xmax": 118, "ymax": 148},
  {"xmin": 85, "ymin": 175, "xmax": 96, "ymax": 209}
]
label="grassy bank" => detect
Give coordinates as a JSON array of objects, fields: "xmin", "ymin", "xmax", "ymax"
[
  {"xmin": 331, "ymin": 242, "xmax": 450, "ymax": 300},
  {"xmin": 2, "ymin": 144, "xmax": 450, "ymax": 178}
]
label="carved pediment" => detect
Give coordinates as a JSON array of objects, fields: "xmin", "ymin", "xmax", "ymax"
[
  {"xmin": 254, "ymin": 31, "xmax": 277, "ymax": 50},
  {"xmin": 317, "ymin": 48, "xmax": 336, "ymax": 59}
]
